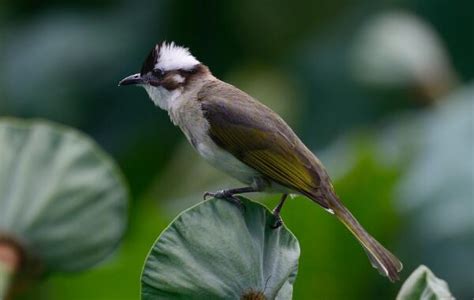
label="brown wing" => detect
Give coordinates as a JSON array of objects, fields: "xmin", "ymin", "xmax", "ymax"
[{"xmin": 198, "ymin": 80, "xmax": 330, "ymax": 209}]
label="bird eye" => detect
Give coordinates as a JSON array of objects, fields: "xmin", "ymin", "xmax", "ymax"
[{"xmin": 152, "ymin": 69, "xmax": 165, "ymax": 78}]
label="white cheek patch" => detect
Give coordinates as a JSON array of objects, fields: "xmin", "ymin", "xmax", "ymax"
[{"xmin": 173, "ymin": 74, "xmax": 185, "ymax": 83}]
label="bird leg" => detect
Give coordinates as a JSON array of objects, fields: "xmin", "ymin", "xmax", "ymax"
[
  {"xmin": 203, "ymin": 186, "xmax": 258, "ymax": 211},
  {"xmin": 271, "ymin": 194, "xmax": 288, "ymax": 229}
]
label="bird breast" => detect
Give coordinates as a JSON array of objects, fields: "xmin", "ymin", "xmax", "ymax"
[{"xmin": 169, "ymin": 93, "xmax": 259, "ymax": 185}]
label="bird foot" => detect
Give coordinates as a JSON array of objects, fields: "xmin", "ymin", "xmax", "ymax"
[
  {"xmin": 203, "ymin": 190, "xmax": 246, "ymax": 212},
  {"xmin": 270, "ymin": 214, "xmax": 283, "ymax": 229}
]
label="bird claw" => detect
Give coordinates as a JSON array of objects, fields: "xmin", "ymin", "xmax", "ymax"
[
  {"xmin": 203, "ymin": 190, "xmax": 225, "ymax": 200},
  {"xmin": 227, "ymin": 195, "xmax": 246, "ymax": 213},
  {"xmin": 270, "ymin": 214, "xmax": 283, "ymax": 229},
  {"xmin": 203, "ymin": 190, "xmax": 246, "ymax": 213},
  {"xmin": 203, "ymin": 191, "xmax": 214, "ymax": 200}
]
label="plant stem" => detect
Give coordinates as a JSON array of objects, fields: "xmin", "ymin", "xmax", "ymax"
[
  {"xmin": 0, "ymin": 243, "xmax": 20, "ymax": 300},
  {"xmin": 0, "ymin": 260, "xmax": 13, "ymax": 300}
]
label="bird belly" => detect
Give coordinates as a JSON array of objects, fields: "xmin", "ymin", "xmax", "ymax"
[
  {"xmin": 171, "ymin": 92, "xmax": 286, "ymax": 191},
  {"xmin": 195, "ymin": 139, "xmax": 259, "ymax": 185},
  {"xmin": 196, "ymin": 139, "xmax": 296, "ymax": 195},
  {"xmin": 182, "ymin": 123, "xmax": 297, "ymax": 193},
  {"xmin": 171, "ymin": 97, "xmax": 260, "ymax": 186}
]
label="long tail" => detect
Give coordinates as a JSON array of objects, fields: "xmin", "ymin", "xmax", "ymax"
[{"xmin": 321, "ymin": 189, "xmax": 403, "ymax": 282}]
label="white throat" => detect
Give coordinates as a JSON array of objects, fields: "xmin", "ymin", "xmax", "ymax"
[{"xmin": 143, "ymin": 85, "xmax": 182, "ymax": 111}]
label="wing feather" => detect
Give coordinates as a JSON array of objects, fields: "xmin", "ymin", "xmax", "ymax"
[{"xmin": 198, "ymin": 81, "xmax": 329, "ymax": 208}]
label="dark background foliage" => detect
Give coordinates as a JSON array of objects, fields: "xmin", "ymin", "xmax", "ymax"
[{"xmin": 1, "ymin": 0, "xmax": 472, "ymax": 299}]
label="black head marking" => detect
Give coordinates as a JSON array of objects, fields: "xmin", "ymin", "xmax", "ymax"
[{"xmin": 140, "ymin": 44, "xmax": 160, "ymax": 76}]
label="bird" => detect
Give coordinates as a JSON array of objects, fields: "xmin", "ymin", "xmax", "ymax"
[{"xmin": 119, "ymin": 41, "xmax": 403, "ymax": 281}]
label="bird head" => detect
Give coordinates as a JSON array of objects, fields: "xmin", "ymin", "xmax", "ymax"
[{"xmin": 119, "ymin": 42, "xmax": 208, "ymax": 110}]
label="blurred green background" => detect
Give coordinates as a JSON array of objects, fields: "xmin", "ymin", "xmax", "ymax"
[{"xmin": 1, "ymin": 0, "xmax": 473, "ymax": 299}]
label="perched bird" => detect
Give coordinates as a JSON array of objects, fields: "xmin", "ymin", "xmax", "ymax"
[{"xmin": 119, "ymin": 42, "xmax": 403, "ymax": 281}]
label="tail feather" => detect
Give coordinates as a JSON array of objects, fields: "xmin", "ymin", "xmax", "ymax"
[{"xmin": 324, "ymin": 191, "xmax": 403, "ymax": 282}]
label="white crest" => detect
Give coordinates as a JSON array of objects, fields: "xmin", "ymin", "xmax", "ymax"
[{"xmin": 155, "ymin": 42, "xmax": 200, "ymax": 71}]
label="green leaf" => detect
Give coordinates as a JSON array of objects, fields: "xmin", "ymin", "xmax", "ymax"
[
  {"xmin": 141, "ymin": 198, "xmax": 300, "ymax": 300},
  {"xmin": 0, "ymin": 118, "xmax": 128, "ymax": 273},
  {"xmin": 396, "ymin": 265, "xmax": 453, "ymax": 300}
]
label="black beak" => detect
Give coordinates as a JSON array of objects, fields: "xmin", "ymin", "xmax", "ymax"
[{"xmin": 118, "ymin": 73, "xmax": 143, "ymax": 86}]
